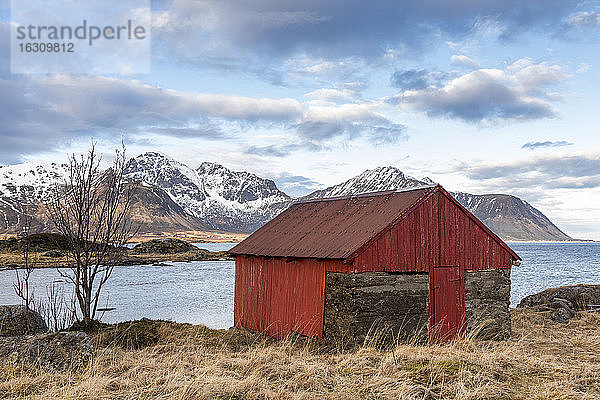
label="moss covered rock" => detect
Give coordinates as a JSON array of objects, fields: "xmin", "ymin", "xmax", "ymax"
[
  {"xmin": 518, "ymin": 284, "xmax": 600, "ymax": 311},
  {"xmin": 0, "ymin": 331, "xmax": 93, "ymax": 370},
  {"xmin": 0, "ymin": 305, "xmax": 48, "ymax": 337},
  {"xmin": 132, "ymin": 238, "xmax": 197, "ymax": 254},
  {"xmin": 96, "ymin": 318, "xmax": 177, "ymax": 349},
  {"xmin": 0, "ymin": 233, "xmax": 71, "ymax": 252}
]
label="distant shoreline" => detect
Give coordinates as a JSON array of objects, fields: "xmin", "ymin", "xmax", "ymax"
[
  {"xmin": 131, "ymin": 231, "xmax": 247, "ymax": 244},
  {"xmin": 0, "ymin": 250, "xmax": 234, "ymax": 271}
]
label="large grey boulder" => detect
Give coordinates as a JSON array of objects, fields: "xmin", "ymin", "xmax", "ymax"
[
  {"xmin": 551, "ymin": 307, "xmax": 575, "ymax": 323},
  {"xmin": 0, "ymin": 305, "xmax": 48, "ymax": 336},
  {"xmin": 0, "ymin": 332, "xmax": 93, "ymax": 370},
  {"xmin": 517, "ymin": 285, "xmax": 600, "ymax": 311}
]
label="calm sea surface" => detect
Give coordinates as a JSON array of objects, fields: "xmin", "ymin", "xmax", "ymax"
[
  {"xmin": 0, "ymin": 242, "xmax": 598, "ymax": 329},
  {"xmin": 508, "ymin": 242, "xmax": 600, "ymax": 306}
]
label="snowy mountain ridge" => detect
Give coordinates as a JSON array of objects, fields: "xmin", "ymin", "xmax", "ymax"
[
  {"xmin": 303, "ymin": 167, "xmax": 571, "ymax": 241},
  {"xmin": 303, "ymin": 166, "xmax": 429, "ymax": 200},
  {"xmin": 0, "ymin": 155, "xmax": 572, "ymax": 240},
  {"xmin": 0, "ymin": 162, "xmax": 67, "ymax": 202},
  {"xmin": 0, "ymin": 153, "xmax": 293, "ymax": 234},
  {"xmin": 123, "ymin": 152, "xmax": 291, "ymax": 232}
]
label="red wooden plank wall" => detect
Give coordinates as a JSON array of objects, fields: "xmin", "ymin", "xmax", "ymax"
[
  {"xmin": 349, "ymin": 191, "xmax": 513, "ymax": 272},
  {"xmin": 234, "ymin": 255, "xmax": 326, "ymax": 338}
]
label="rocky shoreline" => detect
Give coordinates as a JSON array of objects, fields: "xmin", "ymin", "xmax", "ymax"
[{"xmin": 517, "ymin": 284, "xmax": 600, "ymax": 323}]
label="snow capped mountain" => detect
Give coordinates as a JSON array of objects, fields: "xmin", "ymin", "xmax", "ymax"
[
  {"xmin": 0, "ymin": 162, "xmax": 68, "ymax": 233},
  {"xmin": 197, "ymin": 162, "xmax": 286, "ymax": 204},
  {"xmin": 0, "ymin": 152, "xmax": 292, "ymax": 234},
  {"xmin": 0, "ymin": 162, "xmax": 67, "ymax": 203},
  {"xmin": 305, "ymin": 166, "xmax": 572, "ymax": 241},
  {"xmin": 304, "ymin": 166, "xmax": 432, "ymax": 200},
  {"xmin": 0, "ymin": 157, "xmax": 210, "ymax": 235},
  {"xmin": 127, "ymin": 184, "xmax": 210, "ymax": 234},
  {"xmin": 124, "ymin": 151, "xmax": 209, "ymax": 214},
  {"xmin": 124, "ymin": 152, "xmax": 291, "ymax": 232},
  {"xmin": 0, "ymin": 156, "xmax": 572, "ymax": 241}
]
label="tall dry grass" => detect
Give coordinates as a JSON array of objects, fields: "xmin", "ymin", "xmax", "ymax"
[{"xmin": 1, "ymin": 308, "xmax": 599, "ymax": 399}]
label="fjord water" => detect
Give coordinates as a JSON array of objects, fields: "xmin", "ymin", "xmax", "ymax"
[
  {"xmin": 0, "ymin": 242, "xmax": 237, "ymax": 329},
  {"xmin": 508, "ymin": 242, "xmax": 600, "ymax": 306},
  {"xmin": 0, "ymin": 242, "xmax": 598, "ymax": 329}
]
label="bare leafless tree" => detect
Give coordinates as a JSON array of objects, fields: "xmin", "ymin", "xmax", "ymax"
[
  {"xmin": 45, "ymin": 142, "xmax": 138, "ymax": 327},
  {"xmin": 39, "ymin": 281, "xmax": 77, "ymax": 332},
  {"xmin": 13, "ymin": 214, "xmax": 37, "ymax": 333}
]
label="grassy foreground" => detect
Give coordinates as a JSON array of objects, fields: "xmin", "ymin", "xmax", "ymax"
[{"xmin": 1, "ymin": 308, "xmax": 599, "ymax": 399}]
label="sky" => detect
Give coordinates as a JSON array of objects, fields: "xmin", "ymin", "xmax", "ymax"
[{"xmin": 1, "ymin": 0, "xmax": 600, "ymax": 239}]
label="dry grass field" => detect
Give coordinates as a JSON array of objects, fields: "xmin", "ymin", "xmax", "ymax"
[{"xmin": 1, "ymin": 308, "xmax": 599, "ymax": 400}]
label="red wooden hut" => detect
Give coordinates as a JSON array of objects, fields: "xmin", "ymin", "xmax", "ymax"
[{"xmin": 230, "ymin": 185, "xmax": 520, "ymax": 343}]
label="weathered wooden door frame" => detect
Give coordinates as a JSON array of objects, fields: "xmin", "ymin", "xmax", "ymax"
[{"xmin": 428, "ymin": 264, "xmax": 465, "ymax": 343}]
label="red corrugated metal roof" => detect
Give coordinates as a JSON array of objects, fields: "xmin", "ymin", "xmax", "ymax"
[{"xmin": 230, "ymin": 186, "xmax": 436, "ymax": 259}]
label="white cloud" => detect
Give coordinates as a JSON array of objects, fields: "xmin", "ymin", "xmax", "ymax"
[
  {"xmin": 450, "ymin": 54, "xmax": 479, "ymax": 69},
  {"xmin": 391, "ymin": 58, "xmax": 566, "ymax": 122},
  {"xmin": 304, "ymin": 88, "xmax": 356, "ymax": 103},
  {"xmin": 576, "ymin": 63, "xmax": 591, "ymax": 74},
  {"xmin": 568, "ymin": 11, "xmax": 600, "ymax": 26},
  {"xmin": 36, "ymin": 75, "xmax": 304, "ymax": 123},
  {"xmin": 459, "ymin": 153, "xmax": 600, "ymax": 190},
  {"xmin": 450, "ymin": 153, "xmax": 600, "ymax": 239},
  {"xmin": 304, "ymin": 102, "xmax": 383, "ymax": 123},
  {"xmin": 148, "ymin": 0, "xmax": 581, "ymax": 69}
]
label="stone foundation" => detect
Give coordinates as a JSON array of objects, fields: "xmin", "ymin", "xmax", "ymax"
[
  {"xmin": 324, "ymin": 272, "xmax": 429, "ymax": 346},
  {"xmin": 324, "ymin": 269, "xmax": 511, "ymax": 345},
  {"xmin": 464, "ymin": 268, "xmax": 511, "ymax": 340}
]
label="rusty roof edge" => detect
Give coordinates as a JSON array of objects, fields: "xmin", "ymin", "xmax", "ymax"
[
  {"xmin": 342, "ymin": 185, "xmax": 439, "ymax": 264},
  {"xmin": 437, "ymin": 187, "xmax": 522, "ymax": 262},
  {"xmin": 231, "ymin": 253, "xmax": 345, "ymax": 261},
  {"xmin": 293, "ymin": 185, "xmax": 436, "ymax": 205}
]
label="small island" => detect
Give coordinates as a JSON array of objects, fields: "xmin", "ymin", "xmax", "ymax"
[{"xmin": 0, "ymin": 234, "xmax": 233, "ymax": 270}]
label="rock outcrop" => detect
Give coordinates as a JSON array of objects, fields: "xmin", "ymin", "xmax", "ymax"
[
  {"xmin": 0, "ymin": 305, "xmax": 48, "ymax": 336},
  {"xmin": 517, "ymin": 285, "xmax": 600, "ymax": 323},
  {"xmin": 0, "ymin": 332, "xmax": 93, "ymax": 370},
  {"xmin": 517, "ymin": 284, "xmax": 600, "ymax": 311},
  {"xmin": 1, "ymin": 305, "xmax": 92, "ymax": 370},
  {"xmin": 548, "ymin": 298, "xmax": 576, "ymax": 323},
  {"xmin": 132, "ymin": 238, "xmax": 198, "ymax": 254}
]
